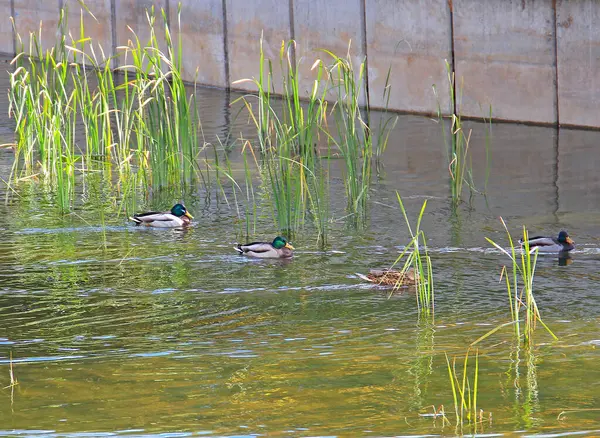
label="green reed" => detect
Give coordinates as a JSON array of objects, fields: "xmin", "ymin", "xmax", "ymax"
[
  {"xmin": 7, "ymin": 351, "xmax": 18, "ymax": 389},
  {"xmin": 3, "ymin": 351, "xmax": 19, "ymax": 409},
  {"xmin": 233, "ymin": 38, "xmax": 329, "ymax": 242},
  {"xmin": 8, "ymin": 9, "xmax": 79, "ymax": 211},
  {"xmin": 445, "ymin": 349, "xmax": 481, "ymax": 434},
  {"xmin": 485, "ymin": 218, "xmax": 557, "ymax": 345},
  {"xmin": 211, "ymin": 139, "xmax": 259, "ymax": 239},
  {"xmin": 391, "ymin": 192, "xmax": 434, "ymax": 316},
  {"xmin": 7, "ymin": 4, "xmax": 202, "ymax": 213},
  {"xmin": 118, "ymin": 5, "xmax": 201, "ymax": 189},
  {"xmin": 241, "ymin": 142, "xmax": 258, "ymax": 237},
  {"xmin": 374, "ymin": 66, "xmax": 398, "ymax": 173},
  {"xmin": 323, "ymin": 46, "xmax": 373, "ymax": 220},
  {"xmin": 435, "ymin": 60, "xmax": 477, "ymax": 205}
]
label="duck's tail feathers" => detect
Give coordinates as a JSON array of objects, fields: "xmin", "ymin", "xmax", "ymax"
[
  {"xmin": 129, "ymin": 216, "xmax": 142, "ymax": 224},
  {"xmin": 233, "ymin": 244, "xmax": 243, "ymax": 254},
  {"xmin": 356, "ymin": 273, "xmax": 373, "ymax": 282}
]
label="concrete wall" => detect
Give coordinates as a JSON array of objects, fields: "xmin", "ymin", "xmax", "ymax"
[
  {"xmin": 226, "ymin": 0, "xmax": 291, "ymax": 94},
  {"xmin": 2, "ymin": 0, "xmax": 600, "ymax": 128},
  {"xmin": 453, "ymin": 0, "xmax": 557, "ymax": 124},
  {"xmin": 556, "ymin": 0, "xmax": 600, "ymax": 128},
  {"xmin": 366, "ymin": 0, "xmax": 452, "ymax": 114},
  {"xmin": 64, "ymin": 0, "xmax": 112, "ymax": 63},
  {"xmin": 0, "ymin": 0, "xmax": 12, "ymax": 54}
]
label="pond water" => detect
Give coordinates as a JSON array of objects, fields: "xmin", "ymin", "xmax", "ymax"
[{"xmin": 1, "ymin": 62, "xmax": 600, "ymax": 437}]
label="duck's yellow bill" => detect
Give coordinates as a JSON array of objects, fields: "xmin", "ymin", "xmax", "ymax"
[
  {"xmin": 566, "ymin": 237, "xmax": 574, "ymax": 244},
  {"xmin": 285, "ymin": 243, "xmax": 295, "ymax": 250},
  {"xmin": 185, "ymin": 211, "xmax": 194, "ymax": 219}
]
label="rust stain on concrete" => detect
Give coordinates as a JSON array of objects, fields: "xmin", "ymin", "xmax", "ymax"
[{"xmin": 557, "ymin": 15, "xmax": 573, "ymax": 28}]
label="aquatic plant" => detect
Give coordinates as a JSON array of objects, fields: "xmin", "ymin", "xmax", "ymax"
[
  {"xmin": 5, "ymin": 352, "xmax": 18, "ymax": 389},
  {"xmin": 374, "ymin": 66, "xmax": 398, "ymax": 174},
  {"xmin": 8, "ymin": 10, "xmax": 79, "ymax": 212},
  {"xmin": 232, "ymin": 38, "xmax": 330, "ymax": 242},
  {"xmin": 3, "ymin": 351, "xmax": 18, "ymax": 409},
  {"xmin": 323, "ymin": 45, "xmax": 374, "ymax": 222},
  {"xmin": 124, "ymin": 5, "xmax": 202, "ymax": 188},
  {"xmin": 390, "ymin": 192, "xmax": 434, "ymax": 315},
  {"xmin": 445, "ymin": 349, "xmax": 482, "ymax": 434},
  {"xmin": 483, "ymin": 218, "xmax": 557, "ymax": 345},
  {"xmin": 434, "ymin": 60, "xmax": 491, "ymax": 205},
  {"xmin": 233, "ymin": 39, "xmax": 397, "ymax": 238},
  {"xmin": 7, "ymin": 4, "xmax": 203, "ymax": 213}
]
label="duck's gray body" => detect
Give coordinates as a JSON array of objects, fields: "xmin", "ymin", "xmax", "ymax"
[
  {"xmin": 130, "ymin": 212, "xmax": 191, "ymax": 228},
  {"xmin": 130, "ymin": 204, "xmax": 193, "ymax": 228},
  {"xmin": 519, "ymin": 231, "xmax": 574, "ymax": 253},
  {"xmin": 234, "ymin": 237, "xmax": 294, "ymax": 259}
]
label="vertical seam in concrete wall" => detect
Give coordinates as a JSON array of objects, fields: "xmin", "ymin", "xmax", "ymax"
[
  {"xmin": 110, "ymin": 0, "xmax": 117, "ymax": 69},
  {"xmin": 222, "ymin": 0, "xmax": 230, "ymax": 89},
  {"xmin": 552, "ymin": 1, "xmax": 560, "ymax": 214},
  {"xmin": 448, "ymin": 0, "xmax": 457, "ymax": 115},
  {"xmin": 289, "ymin": 0, "xmax": 296, "ymax": 66},
  {"xmin": 552, "ymin": 126, "xmax": 560, "ymax": 216},
  {"xmin": 10, "ymin": 0, "xmax": 15, "ymax": 55},
  {"xmin": 552, "ymin": 0, "xmax": 560, "ymax": 126},
  {"xmin": 360, "ymin": 0, "xmax": 370, "ymax": 110}
]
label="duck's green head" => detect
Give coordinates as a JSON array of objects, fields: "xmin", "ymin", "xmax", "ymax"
[
  {"xmin": 171, "ymin": 203, "xmax": 193, "ymax": 219},
  {"xmin": 558, "ymin": 230, "xmax": 573, "ymax": 245},
  {"xmin": 272, "ymin": 236, "xmax": 295, "ymax": 250}
]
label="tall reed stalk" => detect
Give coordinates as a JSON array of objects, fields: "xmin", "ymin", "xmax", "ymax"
[
  {"xmin": 390, "ymin": 192, "xmax": 434, "ymax": 316},
  {"xmin": 374, "ymin": 67, "xmax": 398, "ymax": 174},
  {"xmin": 233, "ymin": 38, "xmax": 329, "ymax": 242},
  {"xmin": 7, "ymin": 4, "xmax": 202, "ymax": 213},
  {"xmin": 116, "ymin": 5, "xmax": 201, "ymax": 189},
  {"xmin": 484, "ymin": 218, "xmax": 558, "ymax": 345},
  {"xmin": 445, "ymin": 349, "xmax": 481, "ymax": 434},
  {"xmin": 323, "ymin": 45, "xmax": 373, "ymax": 221},
  {"xmin": 435, "ymin": 60, "xmax": 478, "ymax": 205}
]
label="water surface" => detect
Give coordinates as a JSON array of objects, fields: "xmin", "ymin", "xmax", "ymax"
[{"xmin": 1, "ymin": 61, "xmax": 600, "ymax": 437}]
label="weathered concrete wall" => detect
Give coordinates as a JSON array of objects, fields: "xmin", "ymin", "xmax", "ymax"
[
  {"xmin": 556, "ymin": 0, "xmax": 600, "ymax": 128},
  {"xmin": 115, "ymin": 0, "xmax": 168, "ymax": 69},
  {"xmin": 453, "ymin": 0, "xmax": 557, "ymax": 124},
  {"xmin": 64, "ymin": 0, "xmax": 112, "ymax": 64},
  {"xmin": 366, "ymin": 0, "xmax": 452, "ymax": 113},
  {"xmin": 557, "ymin": 128, "xmax": 600, "ymax": 214},
  {"xmin": 293, "ymin": 0, "xmax": 365, "ymax": 103},
  {"xmin": 0, "ymin": 0, "xmax": 12, "ymax": 54},
  {"xmin": 171, "ymin": 0, "xmax": 226, "ymax": 87},
  {"xmin": 226, "ymin": 0, "xmax": 291, "ymax": 94},
  {"xmin": 3, "ymin": 0, "xmax": 600, "ymax": 128},
  {"xmin": 13, "ymin": 0, "xmax": 58, "ymax": 53}
]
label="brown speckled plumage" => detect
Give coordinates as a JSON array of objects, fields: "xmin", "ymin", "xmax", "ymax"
[{"xmin": 357, "ymin": 268, "xmax": 419, "ymax": 288}]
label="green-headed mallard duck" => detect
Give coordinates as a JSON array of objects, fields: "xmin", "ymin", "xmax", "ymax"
[
  {"xmin": 234, "ymin": 236, "xmax": 294, "ymax": 259},
  {"xmin": 519, "ymin": 230, "xmax": 574, "ymax": 252},
  {"xmin": 357, "ymin": 268, "xmax": 418, "ymax": 288},
  {"xmin": 129, "ymin": 203, "xmax": 193, "ymax": 228}
]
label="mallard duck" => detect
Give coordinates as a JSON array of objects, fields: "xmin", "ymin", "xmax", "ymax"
[
  {"xmin": 356, "ymin": 268, "xmax": 419, "ymax": 288},
  {"xmin": 234, "ymin": 236, "xmax": 295, "ymax": 259},
  {"xmin": 519, "ymin": 230, "xmax": 574, "ymax": 252},
  {"xmin": 129, "ymin": 203, "xmax": 193, "ymax": 228}
]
